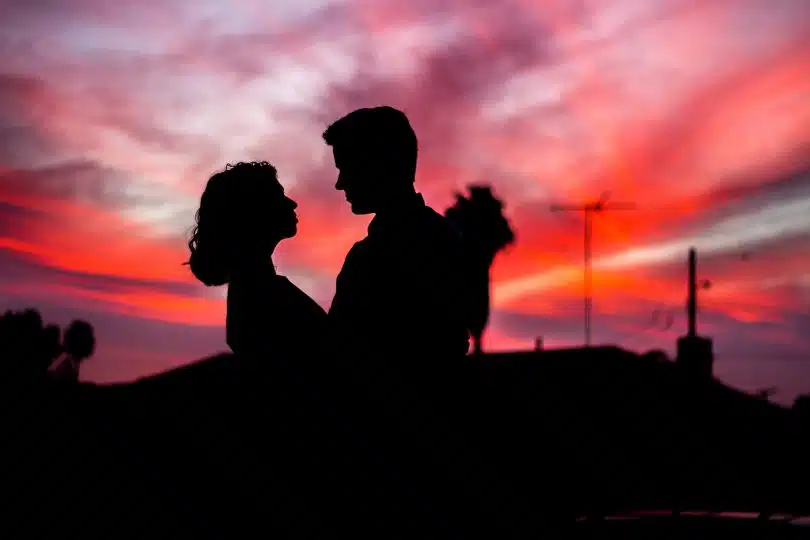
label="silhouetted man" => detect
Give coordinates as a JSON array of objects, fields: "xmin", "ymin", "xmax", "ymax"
[
  {"xmin": 324, "ymin": 106, "xmax": 470, "ymax": 366},
  {"xmin": 323, "ymin": 106, "xmax": 474, "ymax": 535}
]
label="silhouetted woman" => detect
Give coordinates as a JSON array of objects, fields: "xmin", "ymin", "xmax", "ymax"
[
  {"xmin": 185, "ymin": 162, "xmax": 332, "ymax": 531},
  {"xmin": 187, "ymin": 161, "xmax": 327, "ymax": 362}
]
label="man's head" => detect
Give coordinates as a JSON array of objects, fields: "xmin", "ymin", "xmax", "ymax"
[{"xmin": 323, "ymin": 106, "xmax": 418, "ymax": 214}]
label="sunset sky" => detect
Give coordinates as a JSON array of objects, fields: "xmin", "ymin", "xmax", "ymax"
[{"xmin": 1, "ymin": 0, "xmax": 809, "ymax": 404}]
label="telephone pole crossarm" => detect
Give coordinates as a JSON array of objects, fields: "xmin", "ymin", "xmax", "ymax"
[{"xmin": 549, "ymin": 194, "xmax": 636, "ymax": 347}]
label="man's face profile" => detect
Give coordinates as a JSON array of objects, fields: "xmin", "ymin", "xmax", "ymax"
[{"xmin": 332, "ymin": 145, "xmax": 380, "ymax": 215}]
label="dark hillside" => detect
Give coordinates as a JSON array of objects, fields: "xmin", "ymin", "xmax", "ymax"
[{"xmin": 1, "ymin": 347, "xmax": 806, "ymax": 536}]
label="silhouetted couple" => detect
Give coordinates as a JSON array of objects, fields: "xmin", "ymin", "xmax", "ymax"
[
  {"xmin": 187, "ymin": 106, "xmax": 470, "ymax": 372},
  {"xmin": 185, "ymin": 106, "xmax": 478, "ymax": 534}
]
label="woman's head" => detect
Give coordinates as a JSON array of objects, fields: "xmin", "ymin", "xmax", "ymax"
[{"xmin": 187, "ymin": 161, "xmax": 298, "ymax": 287}]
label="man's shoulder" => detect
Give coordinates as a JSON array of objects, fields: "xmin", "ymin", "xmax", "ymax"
[
  {"xmin": 346, "ymin": 236, "xmax": 372, "ymax": 258},
  {"xmin": 349, "ymin": 204, "xmax": 462, "ymax": 257},
  {"xmin": 337, "ymin": 237, "xmax": 372, "ymax": 275},
  {"xmin": 420, "ymin": 206, "xmax": 464, "ymax": 247}
]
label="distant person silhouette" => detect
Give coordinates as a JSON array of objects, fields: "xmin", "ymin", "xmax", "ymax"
[
  {"xmin": 187, "ymin": 161, "xmax": 327, "ymax": 361},
  {"xmin": 51, "ymin": 320, "xmax": 94, "ymax": 382},
  {"xmin": 324, "ymin": 106, "xmax": 471, "ymax": 367}
]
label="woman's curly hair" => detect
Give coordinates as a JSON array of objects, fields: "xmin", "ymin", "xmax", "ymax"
[{"xmin": 186, "ymin": 161, "xmax": 279, "ymax": 286}]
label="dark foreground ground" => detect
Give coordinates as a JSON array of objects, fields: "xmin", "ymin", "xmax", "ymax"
[{"xmin": 1, "ymin": 346, "xmax": 808, "ymax": 537}]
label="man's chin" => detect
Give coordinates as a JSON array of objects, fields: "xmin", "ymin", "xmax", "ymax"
[
  {"xmin": 350, "ymin": 202, "xmax": 374, "ymax": 215},
  {"xmin": 282, "ymin": 224, "xmax": 298, "ymax": 238}
]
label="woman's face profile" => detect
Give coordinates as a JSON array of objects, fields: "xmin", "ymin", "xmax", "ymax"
[{"xmin": 262, "ymin": 177, "xmax": 298, "ymax": 241}]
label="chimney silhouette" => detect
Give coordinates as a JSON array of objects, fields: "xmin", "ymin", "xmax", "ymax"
[{"xmin": 676, "ymin": 247, "xmax": 714, "ymax": 378}]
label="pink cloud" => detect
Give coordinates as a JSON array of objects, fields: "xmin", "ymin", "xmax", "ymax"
[{"xmin": 0, "ymin": 0, "xmax": 808, "ymax": 402}]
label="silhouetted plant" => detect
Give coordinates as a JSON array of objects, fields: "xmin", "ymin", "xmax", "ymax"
[
  {"xmin": 0, "ymin": 308, "xmax": 63, "ymax": 385},
  {"xmin": 65, "ymin": 320, "xmax": 95, "ymax": 360},
  {"xmin": 445, "ymin": 185, "xmax": 515, "ymax": 354},
  {"xmin": 51, "ymin": 319, "xmax": 96, "ymax": 382}
]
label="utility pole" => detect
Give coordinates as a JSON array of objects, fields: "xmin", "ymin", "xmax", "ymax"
[
  {"xmin": 550, "ymin": 192, "xmax": 636, "ymax": 347},
  {"xmin": 687, "ymin": 247, "xmax": 697, "ymax": 337},
  {"xmin": 676, "ymin": 247, "xmax": 715, "ymax": 378},
  {"xmin": 685, "ymin": 246, "xmax": 712, "ymax": 335}
]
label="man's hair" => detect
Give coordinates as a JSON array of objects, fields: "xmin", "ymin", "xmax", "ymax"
[{"xmin": 323, "ymin": 106, "xmax": 418, "ymax": 180}]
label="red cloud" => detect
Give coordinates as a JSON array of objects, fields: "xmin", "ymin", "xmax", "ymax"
[{"xmin": 0, "ymin": 0, "xmax": 809, "ymax": 403}]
